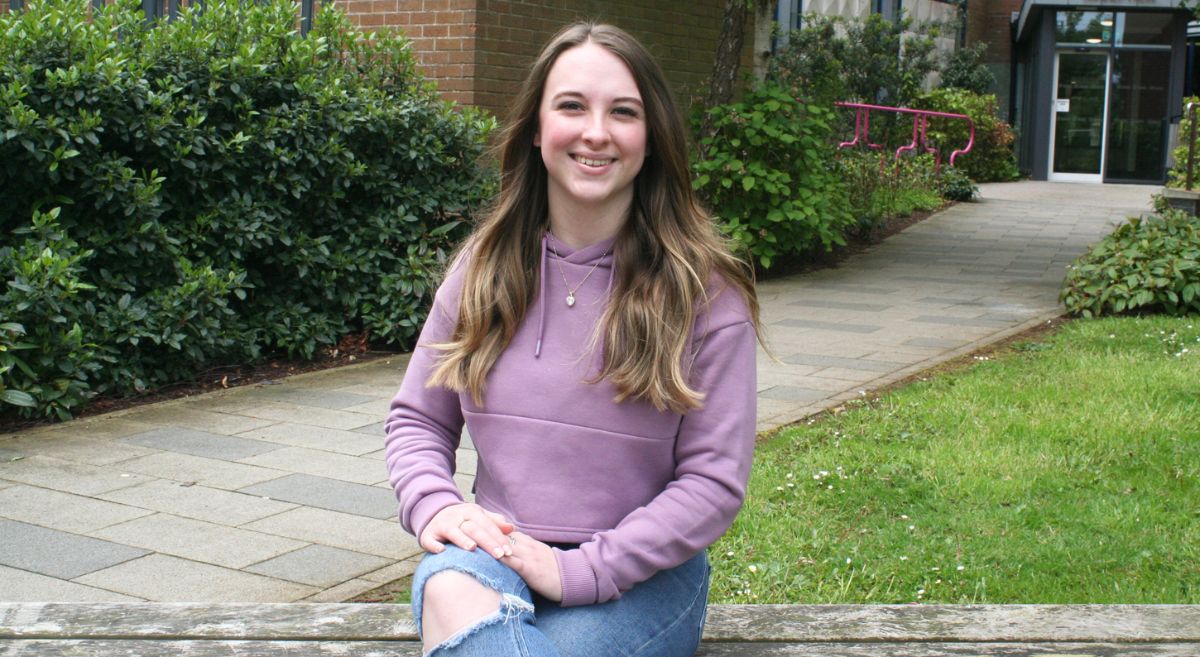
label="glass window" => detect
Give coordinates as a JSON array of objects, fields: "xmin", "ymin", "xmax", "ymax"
[
  {"xmin": 1055, "ymin": 11, "xmax": 1114, "ymax": 46},
  {"xmin": 1115, "ymin": 12, "xmax": 1173, "ymax": 46}
]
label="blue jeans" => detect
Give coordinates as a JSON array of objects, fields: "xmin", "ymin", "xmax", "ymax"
[{"xmin": 411, "ymin": 545, "xmax": 710, "ymax": 657}]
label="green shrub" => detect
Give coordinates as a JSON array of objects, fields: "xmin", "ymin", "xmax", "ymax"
[
  {"xmin": 693, "ymin": 83, "xmax": 855, "ymax": 269},
  {"xmin": 0, "ymin": 0, "xmax": 494, "ymax": 420},
  {"xmin": 770, "ymin": 13, "xmax": 944, "ymax": 150},
  {"xmin": 836, "ymin": 151, "xmax": 945, "ymax": 229},
  {"xmin": 939, "ymin": 166, "xmax": 979, "ymax": 202},
  {"xmin": 939, "ymin": 43, "xmax": 996, "ymax": 95},
  {"xmin": 770, "ymin": 12, "xmax": 942, "ymax": 110},
  {"xmin": 1061, "ymin": 210, "xmax": 1200, "ymax": 318},
  {"xmin": 916, "ymin": 88, "xmax": 1019, "ymax": 183},
  {"xmin": 0, "ymin": 207, "xmax": 104, "ymax": 420}
]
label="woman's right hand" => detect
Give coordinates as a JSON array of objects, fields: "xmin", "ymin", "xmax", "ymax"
[{"xmin": 420, "ymin": 503, "xmax": 515, "ymax": 559}]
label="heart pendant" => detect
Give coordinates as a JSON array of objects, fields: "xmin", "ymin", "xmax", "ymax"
[{"xmin": 566, "ymin": 294, "xmax": 576, "ymax": 307}]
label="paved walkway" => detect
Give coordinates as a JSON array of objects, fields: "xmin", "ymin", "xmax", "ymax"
[{"xmin": 0, "ymin": 181, "xmax": 1154, "ymax": 603}]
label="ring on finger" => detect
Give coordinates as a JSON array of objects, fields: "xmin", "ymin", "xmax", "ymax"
[
  {"xmin": 508, "ymin": 534, "xmax": 517, "ymax": 546},
  {"xmin": 458, "ymin": 518, "xmax": 470, "ymax": 530}
]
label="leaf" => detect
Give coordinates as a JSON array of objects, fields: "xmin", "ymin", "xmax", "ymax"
[{"xmin": 1, "ymin": 389, "xmax": 36, "ymax": 408}]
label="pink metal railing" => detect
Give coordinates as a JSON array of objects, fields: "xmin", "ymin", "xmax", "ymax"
[{"xmin": 835, "ymin": 101, "xmax": 975, "ymax": 169}]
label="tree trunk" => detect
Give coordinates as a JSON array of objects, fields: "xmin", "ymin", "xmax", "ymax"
[
  {"xmin": 701, "ymin": 0, "xmax": 750, "ymax": 142},
  {"xmin": 752, "ymin": 0, "xmax": 778, "ymax": 82}
]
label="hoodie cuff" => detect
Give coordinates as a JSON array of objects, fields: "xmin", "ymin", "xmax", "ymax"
[
  {"xmin": 408, "ymin": 491, "xmax": 465, "ymax": 539},
  {"xmin": 553, "ymin": 547, "xmax": 599, "ymax": 607}
]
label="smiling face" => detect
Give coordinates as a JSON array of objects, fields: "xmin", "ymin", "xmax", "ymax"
[{"xmin": 534, "ymin": 41, "xmax": 648, "ymax": 244}]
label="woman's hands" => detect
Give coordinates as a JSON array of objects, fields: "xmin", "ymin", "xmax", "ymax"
[
  {"xmin": 419, "ymin": 503, "xmax": 563, "ymax": 602},
  {"xmin": 420, "ymin": 503, "xmax": 515, "ymax": 559},
  {"xmin": 504, "ymin": 532, "xmax": 563, "ymax": 602}
]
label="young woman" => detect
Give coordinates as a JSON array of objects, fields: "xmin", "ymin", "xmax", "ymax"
[{"xmin": 384, "ymin": 22, "xmax": 762, "ymax": 657}]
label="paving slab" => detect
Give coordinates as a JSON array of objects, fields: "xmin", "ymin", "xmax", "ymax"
[
  {"xmin": 0, "ymin": 565, "xmax": 142, "ymax": 602},
  {"xmin": 360, "ymin": 557, "xmax": 421, "ymax": 584},
  {"xmin": 0, "ymin": 485, "xmax": 153, "ymax": 534},
  {"xmin": 235, "ymin": 403, "xmax": 378, "ymax": 431},
  {"xmin": 114, "ymin": 452, "xmax": 286, "ymax": 490},
  {"xmin": 121, "ymin": 427, "xmax": 284, "ymax": 461},
  {"xmin": 0, "ymin": 519, "xmax": 149, "ymax": 579},
  {"xmin": 241, "ymin": 507, "xmax": 422, "ymax": 560},
  {"xmin": 0, "ymin": 434, "xmax": 156, "ymax": 467},
  {"xmin": 116, "ymin": 407, "xmax": 278, "ymax": 435},
  {"xmin": 235, "ymin": 422, "xmax": 383, "ymax": 456},
  {"xmin": 14, "ymin": 416, "xmax": 158, "ymax": 443},
  {"xmin": 73, "ymin": 554, "xmax": 318, "ymax": 602},
  {"xmin": 248, "ymin": 388, "xmax": 381, "ymax": 410},
  {"xmin": 244, "ymin": 545, "xmax": 391, "ymax": 587},
  {"xmin": 236, "ymin": 446, "xmax": 385, "ymax": 485},
  {"xmin": 238, "ymin": 474, "xmax": 397, "ymax": 519},
  {"xmin": 96, "ymin": 479, "xmax": 299, "ymax": 526},
  {"xmin": 88, "ymin": 513, "xmax": 306, "ymax": 569},
  {"xmin": 0, "ymin": 455, "xmax": 152, "ymax": 496},
  {"xmin": 353, "ymin": 420, "xmax": 386, "ymax": 436}
]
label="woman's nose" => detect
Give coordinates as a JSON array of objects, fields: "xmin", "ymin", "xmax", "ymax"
[{"xmin": 581, "ymin": 112, "xmax": 609, "ymax": 145}]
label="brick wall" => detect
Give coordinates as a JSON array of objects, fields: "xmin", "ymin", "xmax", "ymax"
[
  {"xmin": 332, "ymin": 0, "xmax": 479, "ymax": 105},
  {"xmin": 965, "ymin": 0, "xmax": 1021, "ymax": 64},
  {"xmin": 331, "ymin": 0, "xmax": 745, "ymax": 118}
]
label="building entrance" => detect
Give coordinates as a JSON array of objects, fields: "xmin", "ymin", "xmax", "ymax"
[{"xmin": 1047, "ymin": 11, "xmax": 1174, "ymax": 183}]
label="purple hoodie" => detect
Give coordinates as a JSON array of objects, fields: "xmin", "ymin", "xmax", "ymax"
[{"xmin": 384, "ymin": 233, "xmax": 757, "ymax": 607}]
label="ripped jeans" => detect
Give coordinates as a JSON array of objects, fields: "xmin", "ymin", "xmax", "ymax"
[{"xmin": 410, "ymin": 545, "xmax": 710, "ymax": 657}]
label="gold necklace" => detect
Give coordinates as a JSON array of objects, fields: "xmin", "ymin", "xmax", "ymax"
[{"xmin": 548, "ymin": 243, "xmax": 609, "ymax": 307}]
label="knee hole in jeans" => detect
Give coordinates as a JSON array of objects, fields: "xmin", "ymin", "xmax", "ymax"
[{"xmin": 421, "ymin": 570, "xmax": 504, "ymax": 651}]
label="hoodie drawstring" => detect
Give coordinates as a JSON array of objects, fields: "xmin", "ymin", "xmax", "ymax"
[{"xmin": 535, "ymin": 234, "xmax": 548, "ymax": 358}]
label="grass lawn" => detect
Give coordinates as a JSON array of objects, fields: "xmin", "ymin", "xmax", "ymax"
[{"xmin": 709, "ymin": 315, "xmax": 1200, "ymax": 604}]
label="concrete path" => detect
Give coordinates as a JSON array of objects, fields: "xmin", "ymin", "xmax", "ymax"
[{"xmin": 0, "ymin": 181, "xmax": 1155, "ymax": 604}]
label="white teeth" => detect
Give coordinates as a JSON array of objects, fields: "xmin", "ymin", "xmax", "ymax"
[{"xmin": 574, "ymin": 155, "xmax": 611, "ymax": 167}]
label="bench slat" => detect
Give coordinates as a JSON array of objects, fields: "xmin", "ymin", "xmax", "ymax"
[
  {"xmin": 0, "ymin": 640, "xmax": 420, "ymax": 657},
  {"xmin": 2, "ymin": 640, "xmax": 1198, "ymax": 657},
  {"xmin": 701, "ymin": 604, "xmax": 1200, "ymax": 642},
  {"xmin": 697, "ymin": 643, "xmax": 1200, "ymax": 656},
  {"xmin": 4, "ymin": 603, "xmax": 1199, "ymax": 643},
  {"xmin": 0, "ymin": 603, "xmax": 415, "ymax": 640}
]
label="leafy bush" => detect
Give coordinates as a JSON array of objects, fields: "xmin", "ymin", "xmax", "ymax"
[
  {"xmin": 1167, "ymin": 96, "xmax": 1200, "ymax": 189},
  {"xmin": 770, "ymin": 12, "xmax": 945, "ymax": 149},
  {"xmin": 0, "ymin": 0, "xmax": 494, "ymax": 419},
  {"xmin": 939, "ymin": 166, "xmax": 979, "ymax": 201},
  {"xmin": 0, "ymin": 208, "xmax": 104, "ymax": 420},
  {"xmin": 836, "ymin": 151, "xmax": 944, "ymax": 229},
  {"xmin": 939, "ymin": 43, "xmax": 996, "ymax": 95},
  {"xmin": 770, "ymin": 12, "xmax": 943, "ymax": 110},
  {"xmin": 693, "ymin": 83, "xmax": 855, "ymax": 269},
  {"xmin": 917, "ymin": 88, "xmax": 1019, "ymax": 183},
  {"xmin": 1061, "ymin": 210, "xmax": 1200, "ymax": 318}
]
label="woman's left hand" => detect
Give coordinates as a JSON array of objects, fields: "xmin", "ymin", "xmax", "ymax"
[{"xmin": 502, "ymin": 533, "xmax": 563, "ymax": 602}]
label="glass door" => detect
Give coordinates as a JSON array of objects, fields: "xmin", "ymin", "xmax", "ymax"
[
  {"xmin": 1050, "ymin": 52, "xmax": 1110, "ymax": 182},
  {"xmin": 1105, "ymin": 50, "xmax": 1170, "ymax": 182}
]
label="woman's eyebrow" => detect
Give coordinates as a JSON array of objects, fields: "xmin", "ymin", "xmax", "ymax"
[{"xmin": 549, "ymin": 91, "xmax": 643, "ymax": 107}]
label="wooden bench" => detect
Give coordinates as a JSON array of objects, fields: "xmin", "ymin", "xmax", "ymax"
[{"xmin": 1, "ymin": 602, "xmax": 1197, "ymax": 655}]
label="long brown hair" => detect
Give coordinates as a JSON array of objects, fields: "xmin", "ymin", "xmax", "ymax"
[{"xmin": 428, "ymin": 22, "xmax": 762, "ymax": 413}]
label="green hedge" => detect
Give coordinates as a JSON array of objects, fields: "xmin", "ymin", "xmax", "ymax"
[
  {"xmin": 916, "ymin": 88, "xmax": 1019, "ymax": 183},
  {"xmin": 0, "ymin": 0, "xmax": 494, "ymax": 420},
  {"xmin": 693, "ymin": 83, "xmax": 855, "ymax": 269},
  {"xmin": 1061, "ymin": 210, "xmax": 1200, "ymax": 318}
]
